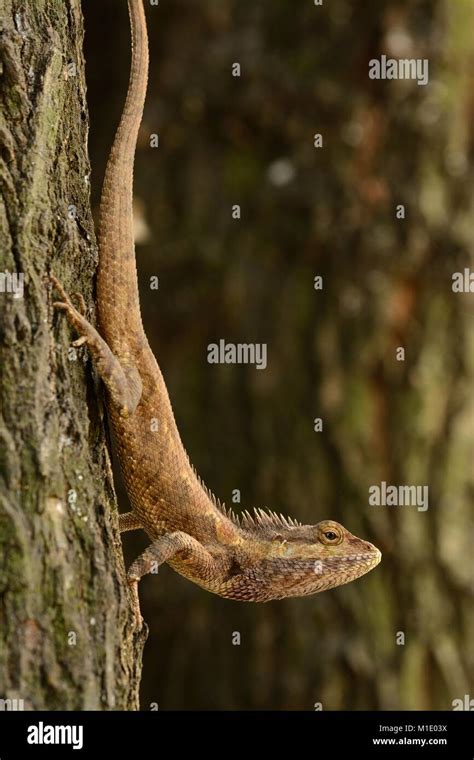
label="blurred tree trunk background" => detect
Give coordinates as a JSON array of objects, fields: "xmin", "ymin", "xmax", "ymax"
[
  {"xmin": 84, "ymin": 0, "xmax": 474, "ymax": 709},
  {"xmin": 0, "ymin": 0, "xmax": 144, "ymax": 709}
]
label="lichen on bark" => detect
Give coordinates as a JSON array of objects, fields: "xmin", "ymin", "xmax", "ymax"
[{"xmin": 0, "ymin": 0, "xmax": 144, "ymax": 710}]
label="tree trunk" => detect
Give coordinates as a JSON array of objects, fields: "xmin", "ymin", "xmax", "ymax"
[{"xmin": 0, "ymin": 0, "xmax": 145, "ymax": 710}]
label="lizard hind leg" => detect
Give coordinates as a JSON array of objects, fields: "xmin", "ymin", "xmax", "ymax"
[{"xmin": 50, "ymin": 274, "xmax": 142, "ymax": 417}]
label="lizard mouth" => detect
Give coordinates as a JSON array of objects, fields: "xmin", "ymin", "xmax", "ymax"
[
  {"xmin": 336, "ymin": 549, "xmax": 382, "ymax": 567},
  {"xmin": 278, "ymin": 549, "xmax": 382, "ymax": 600},
  {"xmin": 321, "ymin": 549, "xmax": 382, "ymax": 575},
  {"xmin": 352, "ymin": 549, "xmax": 381, "ymax": 564}
]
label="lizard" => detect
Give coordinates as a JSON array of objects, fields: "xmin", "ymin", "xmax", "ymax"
[{"xmin": 50, "ymin": 0, "xmax": 381, "ymax": 627}]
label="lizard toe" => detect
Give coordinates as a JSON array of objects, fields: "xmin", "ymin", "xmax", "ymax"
[
  {"xmin": 49, "ymin": 274, "xmax": 72, "ymax": 305},
  {"xmin": 70, "ymin": 292, "xmax": 87, "ymax": 316}
]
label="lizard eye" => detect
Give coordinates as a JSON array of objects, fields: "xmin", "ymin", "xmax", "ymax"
[{"xmin": 318, "ymin": 524, "xmax": 344, "ymax": 545}]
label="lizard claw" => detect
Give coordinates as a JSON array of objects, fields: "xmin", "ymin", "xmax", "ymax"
[
  {"xmin": 49, "ymin": 273, "xmax": 72, "ymax": 305},
  {"xmin": 50, "ymin": 274, "xmax": 87, "ymax": 317},
  {"xmin": 70, "ymin": 292, "xmax": 87, "ymax": 316},
  {"xmin": 50, "ymin": 274, "xmax": 91, "ymax": 348},
  {"xmin": 72, "ymin": 335, "xmax": 88, "ymax": 348}
]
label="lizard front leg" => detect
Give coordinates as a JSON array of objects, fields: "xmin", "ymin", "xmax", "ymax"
[
  {"xmin": 50, "ymin": 275, "xmax": 142, "ymax": 416},
  {"xmin": 127, "ymin": 532, "xmax": 219, "ymax": 627}
]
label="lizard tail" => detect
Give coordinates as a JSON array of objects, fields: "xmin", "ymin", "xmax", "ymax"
[{"xmin": 96, "ymin": 0, "xmax": 149, "ymax": 351}]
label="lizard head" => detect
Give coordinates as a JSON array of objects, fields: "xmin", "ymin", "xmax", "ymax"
[
  {"xmin": 273, "ymin": 519, "xmax": 381, "ymax": 597},
  {"xmin": 241, "ymin": 516, "xmax": 382, "ymax": 600}
]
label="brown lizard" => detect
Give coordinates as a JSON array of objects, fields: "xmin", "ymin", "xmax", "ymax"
[{"xmin": 51, "ymin": 0, "xmax": 381, "ymax": 626}]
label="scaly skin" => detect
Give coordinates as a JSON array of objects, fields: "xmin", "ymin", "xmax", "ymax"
[{"xmin": 51, "ymin": 0, "xmax": 381, "ymax": 626}]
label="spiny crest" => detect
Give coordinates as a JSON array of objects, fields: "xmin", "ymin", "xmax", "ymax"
[
  {"xmin": 238, "ymin": 507, "xmax": 303, "ymax": 531},
  {"xmin": 193, "ymin": 467, "xmax": 239, "ymax": 523},
  {"xmin": 192, "ymin": 464, "xmax": 303, "ymax": 530}
]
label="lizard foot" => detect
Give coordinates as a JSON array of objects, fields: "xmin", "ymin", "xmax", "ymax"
[
  {"xmin": 50, "ymin": 274, "xmax": 85, "ymax": 312},
  {"xmin": 50, "ymin": 274, "xmax": 90, "ymax": 337},
  {"xmin": 50, "ymin": 274, "xmax": 87, "ymax": 316},
  {"xmin": 70, "ymin": 291, "xmax": 87, "ymax": 316},
  {"xmin": 49, "ymin": 273, "xmax": 143, "ymax": 416}
]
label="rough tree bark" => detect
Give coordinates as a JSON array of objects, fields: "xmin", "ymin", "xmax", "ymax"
[{"xmin": 0, "ymin": 0, "xmax": 145, "ymax": 709}]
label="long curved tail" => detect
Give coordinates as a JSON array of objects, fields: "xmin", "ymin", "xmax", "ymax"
[{"xmin": 97, "ymin": 0, "xmax": 149, "ymax": 351}]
